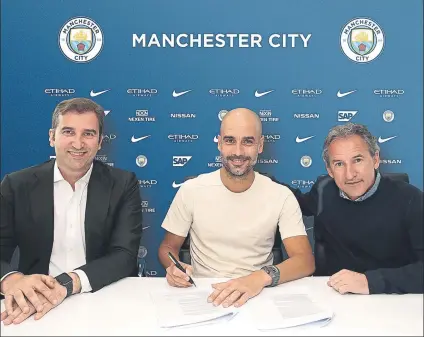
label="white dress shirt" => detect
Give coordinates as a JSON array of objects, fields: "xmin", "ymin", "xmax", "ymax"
[
  {"xmin": 49, "ymin": 161, "xmax": 93, "ymax": 293},
  {"xmin": 1, "ymin": 162, "xmax": 94, "ymax": 294}
]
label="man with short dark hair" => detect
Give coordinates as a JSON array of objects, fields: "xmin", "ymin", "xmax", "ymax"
[
  {"xmin": 285, "ymin": 123, "xmax": 423, "ymax": 295},
  {"xmin": 1, "ymin": 98, "xmax": 143, "ymax": 324}
]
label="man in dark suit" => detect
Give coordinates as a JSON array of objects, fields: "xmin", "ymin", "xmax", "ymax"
[{"xmin": 0, "ymin": 98, "xmax": 143, "ymax": 325}]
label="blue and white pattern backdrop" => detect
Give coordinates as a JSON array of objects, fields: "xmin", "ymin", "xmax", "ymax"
[{"xmin": 1, "ymin": 0, "xmax": 423, "ymax": 276}]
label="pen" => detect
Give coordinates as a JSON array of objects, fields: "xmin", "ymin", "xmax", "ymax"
[{"xmin": 167, "ymin": 252, "xmax": 196, "ymax": 287}]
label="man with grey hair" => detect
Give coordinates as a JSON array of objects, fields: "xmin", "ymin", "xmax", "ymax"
[
  {"xmin": 284, "ymin": 122, "xmax": 423, "ymax": 295},
  {"xmin": 1, "ymin": 98, "xmax": 143, "ymax": 324},
  {"xmin": 159, "ymin": 108, "xmax": 315, "ymax": 308}
]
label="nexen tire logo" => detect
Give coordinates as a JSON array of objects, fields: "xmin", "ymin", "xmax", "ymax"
[{"xmin": 173, "ymin": 156, "xmax": 192, "ymax": 167}]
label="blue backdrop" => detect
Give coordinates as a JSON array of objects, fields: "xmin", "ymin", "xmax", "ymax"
[{"xmin": 1, "ymin": 0, "xmax": 423, "ymax": 276}]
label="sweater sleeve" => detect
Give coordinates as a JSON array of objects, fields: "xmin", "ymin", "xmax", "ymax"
[{"xmin": 365, "ymin": 190, "xmax": 424, "ymax": 294}]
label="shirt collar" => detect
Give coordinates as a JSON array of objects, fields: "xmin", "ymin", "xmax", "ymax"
[
  {"xmin": 339, "ymin": 170, "xmax": 381, "ymax": 202},
  {"xmin": 54, "ymin": 160, "xmax": 93, "ymax": 184}
]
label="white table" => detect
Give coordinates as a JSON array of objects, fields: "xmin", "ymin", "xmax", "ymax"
[{"xmin": 1, "ymin": 277, "xmax": 423, "ymax": 336}]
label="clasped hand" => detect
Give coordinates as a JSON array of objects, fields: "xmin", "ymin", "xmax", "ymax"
[{"xmin": 1, "ymin": 274, "xmax": 67, "ymax": 325}]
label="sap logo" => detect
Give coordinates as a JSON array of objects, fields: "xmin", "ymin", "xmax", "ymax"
[
  {"xmin": 209, "ymin": 89, "xmax": 240, "ymax": 96},
  {"xmin": 380, "ymin": 159, "xmax": 402, "ymax": 164},
  {"xmin": 173, "ymin": 156, "xmax": 192, "ymax": 167},
  {"xmin": 146, "ymin": 270, "xmax": 158, "ymax": 276},
  {"xmin": 293, "ymin": 113, "xmax": 320, "ymax": 119},
  {"xmin": 338, "ymin": 111, "xmax": 357, "ymax": 122}
]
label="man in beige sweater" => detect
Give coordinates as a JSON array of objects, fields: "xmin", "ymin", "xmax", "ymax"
[{"xmin": 158, "ymin": 108, "xmax": 315, "ymax": 308}]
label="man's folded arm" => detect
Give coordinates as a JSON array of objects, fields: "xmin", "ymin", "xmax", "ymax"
[{"xmin": 77, "ymin": 173, "xmax": 143, "ymax": 292}]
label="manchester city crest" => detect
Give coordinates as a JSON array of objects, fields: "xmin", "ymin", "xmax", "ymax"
[
  {"xmin": 300, "ymin": 155, "xmax": 312, "ymax": 168},
  {"xmin": 59, "ymin": 17, "xmax": 103, "ymax": 63},
  {"xmin": 340, "ymin": 18, "xmax": 384, "ymax": 63}
]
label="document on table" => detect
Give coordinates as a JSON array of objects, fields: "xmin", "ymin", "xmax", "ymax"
[
  {"xmin": 249, "ymin": 293, "xmax": 333, "ymax": 330},
  {"xmin": 150, "ymin": 289, "xmax": 238, "ymax": 328}
]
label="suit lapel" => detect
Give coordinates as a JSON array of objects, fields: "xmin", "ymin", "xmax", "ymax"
[
  {"xmin": 30, "ymin": 160, "xmax": 55, "ymax": 272},
  {"xmin": 84, "ymin": 161, "xmax": 113, "ymax": 261}
]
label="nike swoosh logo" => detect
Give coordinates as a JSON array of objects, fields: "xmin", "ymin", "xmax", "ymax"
[
  {"xmin": 255, "ymin": 90, "xmax": 274, "ymax": 98},
  {"xmin": 213, "ymin": 136, "xmax": 219, "ymax": 143},
  {"xmin": 90, "ymin": 89, "xmax": 110, "ymax": 97},
  {"xmin": 104, "ymin": 110, "xmax": 111, "ymax": 116},
  {"xmin": 296, "ymin": 136, "xmax": 315, "ymax": 143},
  {"xmin": 378, "ymin": 136, "xmax": 397, "ymax": 143},
  {"xmin": 172, "ymin": 181, "xmax": 183, "ymax": 188},
  {"xmin": 131, "ymin": 135, "xmax": 151, "ymax": 143},
  {"xmin": 142, "ymin": 226, "xmax": 150, "ymax": 230},
  {"xmin": 172, "ymin": 90, "xmax": 192, "ymax": 97},
  {"xmin": 337, "ymin": 90, "xmax": 356, "ymax": 98}
]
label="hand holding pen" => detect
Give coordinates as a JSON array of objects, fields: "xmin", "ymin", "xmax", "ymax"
[{"xmin": 166, "ymin": 252, "xmax": 196, "ymax": 288}]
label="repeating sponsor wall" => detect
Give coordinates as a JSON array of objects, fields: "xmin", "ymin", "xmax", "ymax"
[{"xmin": 1, "ymin": 0, "xmax": 422, "ymax": 276}]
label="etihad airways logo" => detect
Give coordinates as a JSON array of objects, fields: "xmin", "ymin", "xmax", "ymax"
[
  {"xmin": 138, "ymin": 179, "xmax": 157, "ymax": 188},
  {"xmin": 263, "ymin": 134, "xmax": 281, "ymax": 143},
  {"xmin": 373, "ymin": 89, "xmax": 404, "ymax": 98},
  {"xmin": 209, "ymin": 89, "xmax": 240, "ymax": 97},
  {"xmin": 168, "ymin": 134, "xmax": 199, "ymax": 143},
  {"xmin": 45, "ymin": 88, "xmax": 75, "ymax": 97},
  {"xmin": 292, "ymin": 89, "xmax": 322, "ymax": 98},
  {"xmin": 127, "ymin": 88, "xmax": 158, "ymax": 97}
]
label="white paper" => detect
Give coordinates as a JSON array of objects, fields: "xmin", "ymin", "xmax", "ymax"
[
  {"xmin": 150, "ymin": 289, "xmax": 238, "ymax": 328},
  {"xmin": 250, "ymin": 293, "xmax": 333, "ymax": 330}
]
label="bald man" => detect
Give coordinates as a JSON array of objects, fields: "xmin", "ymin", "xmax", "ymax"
[{"xmin": 158, "ymin": 108, "xmax": 315, "ymax": 308}]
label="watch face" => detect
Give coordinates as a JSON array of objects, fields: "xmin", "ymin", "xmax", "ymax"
[{"xmin": 56, "ymin": 273, "xmax": 72, "ymax": 286}]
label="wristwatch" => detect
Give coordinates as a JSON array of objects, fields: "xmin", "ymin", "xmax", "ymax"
[
  {"xmin": 55, "ymin": 273, "xmax": 73, "ymax": 298},
  {"xmin": 261, "ymin": 265, "xmax": 280, "ymax": 287}
]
